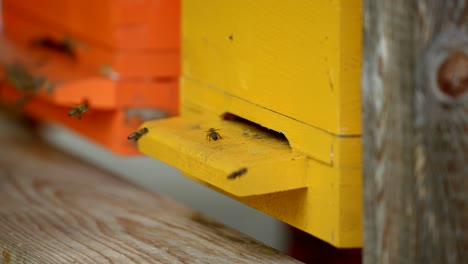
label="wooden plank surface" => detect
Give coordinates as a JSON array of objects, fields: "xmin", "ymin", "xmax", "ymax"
[
  {"xmin": 0, "ymin": 117, "xmax": 302, "ymax": 264},
  {"xmin": 362, "ymin": 1, "xmax": 467, "ymax": 263}
]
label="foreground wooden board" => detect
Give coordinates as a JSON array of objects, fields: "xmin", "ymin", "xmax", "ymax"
[{"xmin": 0, "ymin": 127, "xmax": 301, "ymax": 263}]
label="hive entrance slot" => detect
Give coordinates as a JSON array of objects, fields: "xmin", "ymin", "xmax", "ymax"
[{"xmin": 221, "ymin": 112, "xmax": 290, "ymax": 147}]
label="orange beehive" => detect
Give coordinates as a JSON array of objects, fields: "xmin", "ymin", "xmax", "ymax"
[
  {"xmin": 2, "ymin": 3, "xmax": 180, "ymax": 78},
  {"xmin": 3, "ymin": 0, "xmax": 180, "ymax": 50},
  {"xmin": 0, "ymin": 1, "xmax": 180, "ymax": 154},
  {"xmin": 0, "ymin": 86, "xmax": 148, "ymax": 155}
]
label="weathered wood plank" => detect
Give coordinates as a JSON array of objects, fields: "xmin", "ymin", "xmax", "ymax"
[
  {"xmin": 0, "ymin": 121, "xmax": 301, "ymax": 264},
  {"xmin": 362, "ymin": 1, "xmax": 467, "ymax": 263}
]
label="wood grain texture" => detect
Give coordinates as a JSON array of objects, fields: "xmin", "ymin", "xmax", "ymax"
[
  {"xmin": 0, "ymin": 128, "xmax": 301, "ymax": 263},
  {"xmin": 362, "ymin": 1, "xmax": 467, "ymax": 263}
]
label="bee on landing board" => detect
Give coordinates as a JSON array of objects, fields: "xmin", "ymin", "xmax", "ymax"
[
  {"xmin": 68, "ymin": 101, "xmax": 89, "ymax": 120},
  {"xmin": 206, "ymin": 128, "xmax": 222, "ymax": 141},
  {"xmin": 128, "ymin": 127, "xmax": 149, "ymax": 141},
  {"xmin": 227, "ymin": 167, "xmax": 248, "ymax": 180}
]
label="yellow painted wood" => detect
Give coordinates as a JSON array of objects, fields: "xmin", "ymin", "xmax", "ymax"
[
  {"xmin": 139, "ymin": 0, "xmax": 363, "ymax": 247},
  {"xmin": 139, "ymin": 112, "xmax": 362, "ymax": 247},
  {"xmin": 182, "ymin": 0, "xmax": 362, "ymax": 135},
  {"xmin": 138, "ymin": 116, "xmax": 308, "ymax": 197},
  {"xmin": 191, "ymin": 159, "xmax": 362, "ymax": 248},
  {"xmin": 239, "ymin": 163, "xmax": 362, "ymax": 248},
  {"xmin": 181, "ymin": 77, "xmax": 361, "ymax": 168}
]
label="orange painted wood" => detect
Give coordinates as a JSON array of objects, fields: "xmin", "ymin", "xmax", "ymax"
[
  {"xmin": 0, "ymin": 37, "xmax": 178, "ymax": 155},
  {"xmin": 116, "ymin": 81, "xmax": 178, "ymax": 114},
  {"xmin": 3, "ymin": 11, "xmax": 180, "ymax": 78},
  {"xmin": 0, "ymin": 88, "xmax": 140, "ymax": 155},
  {"xmin": 39, "ymin": 80, "xmax": 178, "ymax": 114},
  {"xmin": 2, "ymin": 0, "xmax": 180, "ymax": 50},
  {"xmin": 0, "ymin": 75, "xmax": 178, "ymax": 154},
  {"xmin": 1, "ymin": 0, "xmax": 180, "ymax": 155},
  {"xmin": 0, "ymin": 37, "xmax": 179, "ymax": 113}
]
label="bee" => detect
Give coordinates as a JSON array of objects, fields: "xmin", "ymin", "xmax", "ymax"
[
  {"xmin": 227, "ymin": 167, "xmax": 248, "ymax": 180},
  {"xmin": 68, "ymin": 101, "xmax": 89, "ymax": 120},
  {"xmin": 127, "ymin": 127, "xmax": 149, "ymax": 141},
  {"xmin": 3, "ymin": 62, "xmax": 47, "ymax": 93},
  {"xmin": 206, "ymin": 128, "xmax": 222, "ymax": 141}
]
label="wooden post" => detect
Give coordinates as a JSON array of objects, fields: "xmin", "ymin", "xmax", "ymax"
[{"xmin": 362, "ymin": 1, "xmax": 467, "ymax": 263}]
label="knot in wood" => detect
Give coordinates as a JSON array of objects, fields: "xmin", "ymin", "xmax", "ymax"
[{"xmin": 437, "ymin": 51, "xmax": 468, "ymax": 98}]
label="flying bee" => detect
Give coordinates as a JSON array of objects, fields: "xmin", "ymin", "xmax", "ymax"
[
  {"xmin": 227, "ymin": 167, "xmax": 248, "ymax": 180},
  {"xmin": 3, "ymin": 62, "xmax": 47, "ymax": 93},
  {"xmin": 206, "ymin": 128, "xmax": 222, "ymax": 141},
  {"xmin": 127, "ymin": 127, "xmax": 149, "ymax": 141},
  {"xmin": 68, "ymin": 101, "xmax": 89, "ymax": 120}
]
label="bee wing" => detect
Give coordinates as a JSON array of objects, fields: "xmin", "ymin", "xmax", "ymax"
[
  {"xmin": 68, "ymin": 108, "xmax": 78, "ymax": 116},
  {"xmin": 127, "ymin": 133, "xmax": 136, "ymax": 140}
]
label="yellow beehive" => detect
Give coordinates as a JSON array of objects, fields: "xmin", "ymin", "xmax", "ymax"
[{"xmin": 139, "ymin": 0, "xmax": 362, "ymax": 247}]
